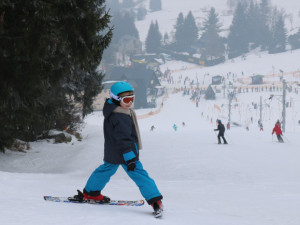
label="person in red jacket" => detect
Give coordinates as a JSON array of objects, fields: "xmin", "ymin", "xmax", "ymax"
[{"xmin": 272, "ymin": 122, "xmax": 284, "ymax": 143}]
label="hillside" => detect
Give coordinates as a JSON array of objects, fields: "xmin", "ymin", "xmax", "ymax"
[{"xmin": 136, "ymin": 0, "xmax": 300, "ymax": 43}]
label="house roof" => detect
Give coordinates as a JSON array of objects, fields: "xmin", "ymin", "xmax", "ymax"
[{"xmin": 212, "ymin": 75, "xmax": 223, "ymax": 78}]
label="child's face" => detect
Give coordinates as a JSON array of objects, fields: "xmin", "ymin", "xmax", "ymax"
[{"xmin": 119, "ymin": 91, "xmax": 134, "ymax": 110}]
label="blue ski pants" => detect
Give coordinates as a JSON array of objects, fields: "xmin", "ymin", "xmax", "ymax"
[{"xmin": 84, "ymin": 161, "xmax": 161, "ymax": 202}]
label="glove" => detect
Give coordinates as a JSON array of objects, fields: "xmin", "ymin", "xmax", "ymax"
[
  {"xmin": 126, "ymin": 158, "xmax": 136, "ymax": 172},
  {"xmin": 214, "ymin": 129, "xmax": 218, "ymax": 131}
]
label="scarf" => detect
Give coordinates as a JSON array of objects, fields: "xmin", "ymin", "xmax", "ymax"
[{"xmin": 113, "ymin": 107, "xmax": 143, "ymax": 150}]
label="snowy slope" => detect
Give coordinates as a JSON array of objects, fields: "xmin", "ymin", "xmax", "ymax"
[
  {"xmin": 1, "ymin": 51, "xmax": 300, "ymax": 224},
  {"xmin": 1, "ymin": 1, "xmax": 300, "ymax": 224},
  {"xmin": 1, "ymin": 89, "xmax": 300, "ymax": 225}
]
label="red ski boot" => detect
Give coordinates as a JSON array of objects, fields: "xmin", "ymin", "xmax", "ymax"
[
  {"xmin": 151, "ymin": 200, "xmax": 163, "ymax": 218},
  {"xmin": 83, "ymin": 189, "xmax": 110, "ymax": 203}
]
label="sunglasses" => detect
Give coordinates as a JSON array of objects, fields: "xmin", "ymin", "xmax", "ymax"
[{"xmin": 120, "ymin": 95, "xmax": 135, "ymax": 105}]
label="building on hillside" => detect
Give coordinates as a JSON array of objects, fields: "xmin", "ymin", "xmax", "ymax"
[
  {"xmin": 251, "ymin": 75, "xmax": 264, "ymax": 85},
  {"xmin": 205, "ymin": 85, "xmax": 216, "ymax": 100},
  {"xmin": 211, "ymin": 75, "xmax": 223, "ymax": 85},
  {"xmin": 130, "ymin": 54, "xmax": 164, "ymax": 71}
]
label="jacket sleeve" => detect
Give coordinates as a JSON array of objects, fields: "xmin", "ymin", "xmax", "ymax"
[{"xmin": 112, "ymin": 114, "xmax": 137, "ymax": 162}]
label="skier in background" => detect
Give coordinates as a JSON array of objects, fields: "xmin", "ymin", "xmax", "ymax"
[
  {"xmin": 173, "ymin": 124, "xmax": 178, "ymax": 131},
  {"xmin": 214, "ymin": 120, "xmax": 228, "ymax": 144},
  {"xmin": 150, "ymin": 125, "xmax": 155, "ymax": 131},
  {"xmin": 272, "ymin": 121, "xmax": 284, "ymax": 143},
  {"xmin": 258, "ymin": 120, "xmax": 263, "ymax": 131},
  {"xmin": 276, "ymin": 120, "xmax": 281, "ymax": 128},
  {"xmin": 226, "ymin": 122, "xmax": 230, "ymax": 130}
]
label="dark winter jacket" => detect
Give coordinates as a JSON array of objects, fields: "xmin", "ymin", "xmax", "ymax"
[
  {"xmin": 215, "ymin": 123, "xmax": 225, "ymax": 135},
  {"xmin": 272, "ymin": 124, "xmax": 282, "ymax": 136},
  {"xmin": 103, "ymin": 99, "xmax": 140, "ymax": 164}
]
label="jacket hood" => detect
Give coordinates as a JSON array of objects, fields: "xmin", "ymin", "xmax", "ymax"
[{"xmin": 103, "ymin": 99, "xmax": 118, "ymax": 119}]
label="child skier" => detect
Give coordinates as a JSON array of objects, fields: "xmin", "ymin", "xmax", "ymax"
[
  {"xmin": 73, "ymin": 81, "xmax": 163, "ymax": 216},
  {"xmin": 214, "ymin": 120, "xmax": 228, "ymax": 144},
  {"xmin": 173, "ymin": 123, "xmax": 178, "ymax": 131},
  {"xmin": 226, "ymin": 122, "xmax": 230, "ymax": 130},
  {"xmin": 258, "ymin": 120, "xmax": 263, "ymax": 131},
  {"xmin": 272, "ymin": 121, "xmax": 284, "ymax": 143}
]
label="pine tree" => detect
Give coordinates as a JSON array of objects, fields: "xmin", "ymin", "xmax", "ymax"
[
  {"xmin": 174, "ymin": 12, "xmax": 185, "ymax": 47},
  {"xmin": 163, "ymin": 32, "xmax": 169, "ymax": 45},
  {"xmin": 174, "ymin": 11, "xmax": 198, "ymax": 50},
  {"xmin": 199, "ymin": 7, "xmax": 225, "ymax": 60},
  {"xmin": 227, "ymin": 0, "xmax": 236, "ymax": 11},
  {"xmin": 182, "ymin": 11, "xmax": 198, "ymax": 47},
  {"xmin": 105, "ymin": 11, "xmax": 139, "ymax": 64},
  {"xmin": 227, "ymin": 0, "xmax": 252, "ymax": 12},
  {"xmin": 245, "ymin": 0, "xmax": 261, "ymax": 48},
  {"xmin": 0, "ymin": 0, "xmax": 112, "ymax": 151},
  {"xmin": 149, "ymin": 0, "xmax": 162, "ymax": 12},
  {"xmin": 137, "ymin": 6, "xmax": 147, "ymax": 21},
  {"xmin": 145, "ymin": 21, "xmax": 162, "ymax": 53},
  {"xmin": 227, "ymin": 2, "xmax": 249, "ymax": 58},
  {"xmin": 111, "ymin": 11, "xmax": 139, "ymax": 45},
  {"xmin": 288, "ymin": 29, "xmax": 300, "ymax": 50},
  {"xmin": 269, "ymin": 10, "xmax": 287, "ymax": 53},
  {"xmin": 257, "ymin": 0, "xmax": 271, "ymax": 50}
]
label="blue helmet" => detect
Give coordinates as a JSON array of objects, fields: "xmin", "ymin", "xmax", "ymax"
[{"xmin": 110, "ymin": 81, "xmax": 134, "ymax": 101}]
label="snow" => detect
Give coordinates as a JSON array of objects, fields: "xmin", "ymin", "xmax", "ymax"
[
  {"xmin": 2, "ymin": 1, "xmax": 300, "ymax": 224},
  {"xmin": 1, "ymin": 50, "xmax": 300, "ymax": 224},
  {"xmin": 136, "ymin": 0, "xmax": 300, "ymax": 44}
]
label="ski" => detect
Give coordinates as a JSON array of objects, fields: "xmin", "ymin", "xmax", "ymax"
[{"xmin": 44, "ymin": 196, "xmax": 144, "ymax": 206}]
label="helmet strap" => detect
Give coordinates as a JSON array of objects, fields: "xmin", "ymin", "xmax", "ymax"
[
  {"xmin": 109, "ymin": 91, "xmax": 121, "ymax": 106},
  {"xmin": 110, "ymin": 91, "xmax": 121, "ymax": 101}
]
